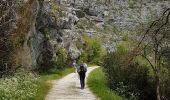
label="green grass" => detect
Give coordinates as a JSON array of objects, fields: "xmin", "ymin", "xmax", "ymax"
[
  {"xmin": 87, "ymin": 68, "xmax": 125, "ymax": 100},
  {"xmin": 88, "ymin": 64, "xmax": 98, "ymax": 67},
  {"xmin": 33, "ymin": 67, "xmax": 74, "ymax": 100}
]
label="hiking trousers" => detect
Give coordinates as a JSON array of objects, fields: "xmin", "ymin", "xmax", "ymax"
[{"xmin": 79, "ymin": 72, "xmax": 86, "ymax": 89}]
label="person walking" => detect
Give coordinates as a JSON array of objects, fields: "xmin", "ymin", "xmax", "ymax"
[
  {"xmin": 72, "ymin": 60, "xmax": 77, "ymax": 73},
  {"xmin": 77, "ymin": 63, "xmax": 87, "ymax": 89}
]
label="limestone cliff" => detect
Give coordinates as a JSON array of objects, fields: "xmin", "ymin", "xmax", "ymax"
[
  {"xmin": 32, "ymin": 0, "xmax": 169, "ymax": 69},
  {"xmin": 1, "ymin": 0, "xmax": 169, "ymax": 72}
]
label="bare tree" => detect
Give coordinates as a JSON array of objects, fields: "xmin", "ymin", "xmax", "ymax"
[
  {"xmin": 134, "ymin": 8, "xmax": 170, "ymax": 100},
  {"xmin": 0, "ymin": 0, "xmax": 17, "ymax": 75}
]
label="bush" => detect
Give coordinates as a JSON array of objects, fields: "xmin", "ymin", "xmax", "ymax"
[
  {"xmin": 55, "ymin": 48, "xmax": 68, "ymax": 69},
  {"xmin": 102, "ymin": 42, "xmax": 155, "ymax": 100},
  {"xmin": 0, "ymin": 71, "xmax": 39, "ymax": 100},
  {"xmin": 161, "ymin": 47, "xmax": 170, "ymax": 100},
  {"xmin": 76, "ymin": 19, "xmax": 96, "ymax": 30},
  {"xmin": 78, "ymin": 35, "xmax": 105, "ymax": 65},
  {"xmin": 162, "ymin": 79, "xmax": 170, "ymax": 100}
]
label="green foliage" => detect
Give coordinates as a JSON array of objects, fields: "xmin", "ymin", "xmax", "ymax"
[
  {"xmin": 87, "ymin": 68, "xmax": 125, "ymax": 100},
  {"xmin": 128, "ymin": 0, "xmax": 136, "ymax": 8},
  {"xmin": 78, "ymin": 35, "xmax": 105, "ymax": 65},
  {"xmin": 76, "ymin": 19, "xmax": 96, "ymax": 30},
  {"xmin": 78, "ymin": 51, "xmax": 88, "ymax": 63},
  {"xmin": 0, "ymin": 71, "xmax": 39, "ymax": 100},
  {"xmin": 162, "ymin": 48, "xmax": 170, "ymax": 75},
  {"xmin": 116, "ymin": 42, "xmax": 129, "ymax": 55},
  {"xmin": 102, "ymin": 42, "xmax": 155, "ymax": 100},
  {"xmin": 122, "ymin": 32, "xmax": 129, "ymax": 41},
  {"xmin": 55, "ymin": 48, "xmax": 68, "ymax": 69},
  {"xmin": 49, "ymin": 2, "xmax": 65, "ymax": 19},
  {"xmin": 37, "ymin": 47, "xmax": 68, "ymax": 72},
  {"xmin": 95, "ymin": 25, "xmax": 118, "ymax": 35},
  {"xmin": 161, "ymin": 47, "xmax": 170, "ymax": 100}
]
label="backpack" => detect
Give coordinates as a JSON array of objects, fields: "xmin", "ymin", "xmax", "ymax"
[{"xmin": 79, "ymin": 64, "xmax": 86, "ymax": 72}]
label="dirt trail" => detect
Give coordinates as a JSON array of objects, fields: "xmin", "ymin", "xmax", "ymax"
[{"xmin": 45, "ymin": 66, "xmax": 99, "ymax": 100}]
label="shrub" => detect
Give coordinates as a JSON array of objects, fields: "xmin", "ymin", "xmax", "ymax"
[
  {"xmin": 102, "ymin": 42, "xmax": 155, "ymax": 100},
  {"xmin": 76, "ymin": 19, "xmax": 95, "ymax": 30},
  {"xmin": 50, "ymin": 2, "xmax": 65, "ymax": 19},
  {"xmin": 161, "ymin": 47, "xmax": 170, "ymax": 100},
  {"xmin": 78, "ymin": 52, "xmax": 88, "ymax": 64},
  {"xmin": 122, "ymin": 32, "xmax": 129, "ymax": 41},
  {"xmin": 55, "ymin": 48, "xmax": 68, "ymax": 69},
  {"xmin": 0, "ymin": 71, "xmax": 39, "ymax": 100},
  {"xmin": 78, "ymin": 35, "xmax": 105, "ymax": 65}
]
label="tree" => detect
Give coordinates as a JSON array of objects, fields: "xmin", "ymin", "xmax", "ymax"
[
  {"xmin": 0, "ymin": 0, "xmax": 17, "ymax": 75},
  {"xmin": 135, "ymin": 8, "xmax": 170, "ymax": 100}
]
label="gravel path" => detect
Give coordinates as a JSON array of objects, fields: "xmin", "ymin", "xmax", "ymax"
[{"xmin": 45, "ymin": 66, "xmax": 99, "ymax": 100}]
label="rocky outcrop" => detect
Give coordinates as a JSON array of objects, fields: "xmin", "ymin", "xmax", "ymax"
[
  {"xmin": 29, "ymin": 0, "xmax": 170, "ymax": 69},
  {"xmin": 11, "ymin": 0, "xmax": 39, "ymax": 69},
  {"xmin": 31, "ymin": 0, "xmax": 81, "ymax": 68}
]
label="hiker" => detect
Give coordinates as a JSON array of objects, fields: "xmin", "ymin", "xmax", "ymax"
[
  {"xmin": 72, "ymin": 60, "xmax": 77, "ymax": 73},
  {"xmin": 77, "ymin": 63, "xmax": 87, "ymax": 89}
]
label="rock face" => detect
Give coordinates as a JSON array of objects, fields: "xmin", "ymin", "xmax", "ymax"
[
  {"xmin": 12, "ymin": 0, "xmax": 40, "ymax": 69},
  {"xmin": 30, "ymin": 0, "xmax": 170, "ymax": 68},
  {"xmin": 31, "ymin": 0, "xmax": 81, "ymax": 68},
  {"xmin": 1, "ymin": 0, "xmax": 169, "ymax": 71}
]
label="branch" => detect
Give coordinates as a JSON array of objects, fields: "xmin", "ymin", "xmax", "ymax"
[
  {"xmin": 126, "ymin": 8, "xmax": 170, "ymax": 67},
  {"xmin": 0, "ymin": 18, "xmax": 15, "ymax": 27},
  {"xmin": 163, "ymin": 8, "xmax": 170, "ymax": 17},
  {"xmin": 141, "ymin": 54, "xmax": 156, "ymax": 72},
  {"xmin": 154, "ymin": 11, "xmax": 170, "ymax": 35},
  {"xmin": 126, "ymin": 21, "xmax": 158, "ymax": 64},
  {"xmin": 157, "ymin": 28, "xmax": 167, "ymax": 45},
  {"xmin": 0, "ymin": 0, "xmax": 16, "ymax": 23}
]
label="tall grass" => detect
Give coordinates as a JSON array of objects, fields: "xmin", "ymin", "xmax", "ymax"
[{"xmin": 87, "ymin": 68, "xmax": 125, "ymax": 100}]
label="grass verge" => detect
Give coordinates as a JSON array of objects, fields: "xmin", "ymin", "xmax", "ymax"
[
  {"xmin": 33, "ymin": 67, "xmax": 74, "ymax": 100},
  {"xmin": 87, "ymin": 68, "xmax": 125, "ymax": 100}
]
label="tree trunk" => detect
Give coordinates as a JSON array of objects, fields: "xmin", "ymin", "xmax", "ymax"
[{"xmin": 156, "ymin": 75, "xmax": 161, "ymax": 100}]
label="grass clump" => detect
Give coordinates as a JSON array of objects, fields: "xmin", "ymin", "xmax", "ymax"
[{"xmin": 87, "ymin": 68, "xmax": 125, "ymax": 100}]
